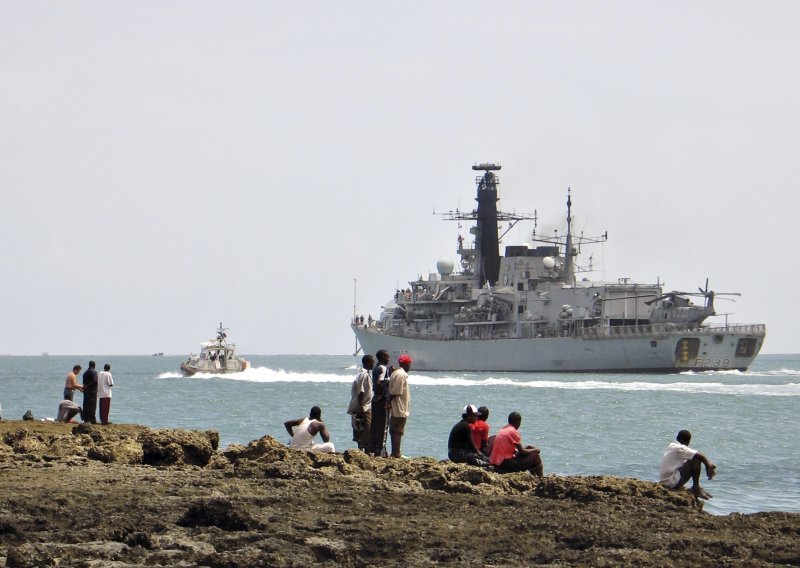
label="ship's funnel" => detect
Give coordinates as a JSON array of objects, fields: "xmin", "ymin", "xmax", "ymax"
[{"xmin": 473, "ymin": 164, "xmax": 501, "ymax": 287}]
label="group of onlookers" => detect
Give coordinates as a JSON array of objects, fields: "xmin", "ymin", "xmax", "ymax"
[
  {"xmin": 447, "ymin": 404, "xmax": 544, "ymax": 476},
  {"xmin": 285, "ymin": 349, "xmax": 413, "ymax": 457},
  {"xmin": 284, "ymin": 351, "xmax": 717, "ymax": 501},
  {"xmin": 287, "ymin": 350, "xmax": 544, "ymax": 478},
  {"xmin": 58, "ymin": 361, "xmax": 114, "ymax": 424},
  {"xmin": 2, "ymin": 352, "xmax": 715, "ymax": 501},
  {"xmin": 346, "ymin": 350, "xmax": 411, "ymax": 457}
]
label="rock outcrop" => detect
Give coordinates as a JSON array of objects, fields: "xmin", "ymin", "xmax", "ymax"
[{"xmin": 0, "ymin": 421, "xmax": 797, "ymax": 567}]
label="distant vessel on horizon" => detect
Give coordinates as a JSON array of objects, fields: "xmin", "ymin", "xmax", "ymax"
[
  {"xmin": 352, "ymin": 163, "xmax": 766, "ymax": 372},
  {"xmin": 180, "ymin": 323, "xmax": 249, "ymax": 376}
]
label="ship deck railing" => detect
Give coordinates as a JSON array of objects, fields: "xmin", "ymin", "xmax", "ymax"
[
  {"xmin": 362, "ymin": 322, "xmax": 765, "ymax": 341},
  {"xmin": 580, "ymin": 323, "xmax": 766, "ymax": 339}
]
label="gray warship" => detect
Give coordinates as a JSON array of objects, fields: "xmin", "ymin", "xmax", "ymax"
[{"xmin": 352, "ymin": 163, "xmax": 765, "ymax": 372}]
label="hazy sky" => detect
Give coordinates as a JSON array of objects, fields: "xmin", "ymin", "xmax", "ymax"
[{"xmin": 2, "ymin": 2, "xmax": 798, "ymax": 355}]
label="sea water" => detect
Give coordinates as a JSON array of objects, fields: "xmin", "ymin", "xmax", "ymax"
[{"xmin": 1, "ymin": 353, "xmax": 797, "ymax": 516}]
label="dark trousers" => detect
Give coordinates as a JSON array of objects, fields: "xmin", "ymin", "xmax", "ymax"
[
  {"xmin": 368, "ymin": 401, "xmax": 387, "ymax": 455},
  {"xmin": 449, "ymin": 448, "xmax": 489, "ymax": 467},
  {"xmin": 82, "ymin": 390, "xmax": 97, "ymax": 423},
  {"xmin": 351, "ymin": 410, "xmax": 372, "ymax": 450},
  {"xmin": 99, "ymin": 398, "xmax": 111, "ymax": 425}
]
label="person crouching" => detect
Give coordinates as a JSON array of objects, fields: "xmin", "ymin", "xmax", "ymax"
[{"xmin": 448, "ymin": 404, "xmax": 489, "ymax": 466}]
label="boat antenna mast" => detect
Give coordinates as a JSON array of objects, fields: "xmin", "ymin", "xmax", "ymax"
[
  {"xmin": 531, "ymin": 189, "xmax": 608, "ymax": 281},
  {"xmin": 216, "ymin": 322, "xmax": 229, "ymax": 346}
]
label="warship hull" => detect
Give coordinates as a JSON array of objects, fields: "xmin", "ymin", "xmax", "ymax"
[{"xmin": 353, "ymin": 324, "xmax": 765, "ymax": 373}]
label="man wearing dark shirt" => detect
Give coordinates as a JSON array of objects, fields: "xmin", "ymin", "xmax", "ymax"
[
  {"xmin": 368, "ymin": 349, "xmax": 392, "ymax": 456},
  {"xmin": 81, "ymin": 361, "xmax": 99, "ymax": 424},
  {"xmin": 448, "ymin": 405, "xmax": 489, "ymax": 466}
]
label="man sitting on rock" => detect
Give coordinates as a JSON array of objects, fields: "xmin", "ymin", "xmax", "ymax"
[
  {"xmin": 659, "ymin": 429, "xmax": 716, "ymax": 500},
  {"xmin": 284, "ymin": 406, "xmax": 335, "ymax": 453},
  {"xmin": 448, "ymin": 404, "xmax": 489, "ymax": 466},
  {"xmin": 489, "ymin": 412, "xmax": 544, "ymax": 476}
]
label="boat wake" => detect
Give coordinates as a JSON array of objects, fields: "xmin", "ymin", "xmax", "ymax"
[
  {"xmin": 156, "ymin": 368, "xmax": 800, "ymax": 396},
  {"xmin": 412, "ymin": 376, "xmax": 800, "ymax": 396},
  {"xmin": 157, "ymin": 367, "xmax": 352, "ymax": 383}
]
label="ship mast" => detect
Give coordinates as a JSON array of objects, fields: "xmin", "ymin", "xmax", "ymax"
[
  {"xmin": 565, "ymin": 190, "xmax": 574, "ymax": 283},
  {"xmin": 531, "ymin": 190, "xmax": 607, "ymax": 278}
]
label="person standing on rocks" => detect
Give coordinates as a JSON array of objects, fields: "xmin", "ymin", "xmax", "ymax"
[
  {"xmin": 368, "ymin": 349, "xmax": 392, "ymax": 456},
  {"xmin": 63, "ymin": 364, "xmax": 83, "ymax": 401},
  {"xmin": 347, "ymin": 355, "xmax": 374, "ymax": 451},
  {"xmin": 98, "ymin": 363, "xmax": 114, "ymax": 425},
  {"xmin": 81, "ymin": 361, "xmax": 99, "ymax": 424},
  {"xmin": 284, "ymin": 406, "xmax": 335, "ymax": 453},
  {"xmin": 387, "ymin": 354, "xmax": 412, "ymax": 458},
  {"xmin": 448, "ymin": 404, "xmax": 489, "ymax": 466},
  {"xmin": 489, "ymin": 412, "xmax": 544, "ymax": 476},
  {"xmin": 659, "ymin": 429, "xmax": 716, "ymax": 500}
]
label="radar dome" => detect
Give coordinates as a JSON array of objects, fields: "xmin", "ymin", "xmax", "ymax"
[
  {"xmin": 437, "ymin": 259, "xmax": 455, "ymax": 275},
  {"xmin": 543, "ymin": 257, "xmax": 556, "ymax": 269}
]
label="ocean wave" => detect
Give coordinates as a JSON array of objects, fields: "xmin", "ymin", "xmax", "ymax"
[
  {"xmin": 158, "ymin": 372, "xmax": 184, "ymax": 379},
  {"xmin": 681, "ymin": 368, "xmax": 800, "ymax": 377},
  {"xmin": 413, "ymin": 376, "xmax": 800, "ymax": 395},
  {"xmin": 157, "ymin": 367, "xmax": 352, "ymax": 383},
  {"xmin": 156, "ymin": 368, "xmax": 800, "ymax": 395}
]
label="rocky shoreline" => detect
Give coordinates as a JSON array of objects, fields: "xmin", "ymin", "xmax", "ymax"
[{"xmin": 0, "ymin": 421, "xmax": 797, "ymax": 567}]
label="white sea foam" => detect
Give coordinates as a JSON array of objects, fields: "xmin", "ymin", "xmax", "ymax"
[
  {"xmin": 157, "ymin": 368, "xmax": 800, "ymax": 395},
  {"xmin": 415, "ymin": 377, "xmax": 800, "ymax": 396},
  {"xmin": 682, "ymin": 368, "xmax": 800, "ymax": 377},
  {"xmin": 157, "ymin": 367, "xmax": 351, "ymax": 383}
]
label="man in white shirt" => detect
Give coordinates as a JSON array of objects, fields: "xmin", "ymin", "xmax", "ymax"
[
  {"xmin": 347, "ymin": 355, "xmax": 374, "ymax": 451},
  {"xmin": 387, "ymin": 354, "xmax": 412, "ymax": 458},
  {"xmin": 98, "ymin": 363, "xmax": 114, "ymax": 425},
  {"xmin": 284, "ymin": 406, "xmax": 335, "ymax": 453},
  {"xmin": 659, "ymin": 429, "xmax": 716, "ymax": 500}
]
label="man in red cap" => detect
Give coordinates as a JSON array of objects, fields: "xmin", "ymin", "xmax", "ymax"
[{"xmin": 387, "ymin": 354, "xmax": 412, "ymax": 458}]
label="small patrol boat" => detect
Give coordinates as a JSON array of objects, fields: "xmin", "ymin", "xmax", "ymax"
[{"xmin": 180, "ymin": 323, "xmax": 250, "ymax": 376}]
